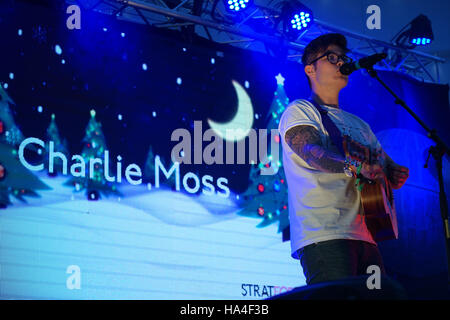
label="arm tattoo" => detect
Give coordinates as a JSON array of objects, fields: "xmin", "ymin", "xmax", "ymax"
[{"xmin": 285, "ymin": 125, "xmax": 346, "ymax": 173}]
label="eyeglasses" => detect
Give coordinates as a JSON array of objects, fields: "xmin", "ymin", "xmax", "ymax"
[{"xmin": 308, "ymin": 51, "xmax": 353, "ymax": 65}]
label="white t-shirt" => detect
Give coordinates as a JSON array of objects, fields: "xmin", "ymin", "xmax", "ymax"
[{"xmin": 278, "ymin": 99, "xmax": 381, "ymax": 259}]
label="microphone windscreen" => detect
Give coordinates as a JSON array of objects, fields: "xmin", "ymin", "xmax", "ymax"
[{"xmin": 340, "ymin": 63, "xmax": 353, "ymax": 76}]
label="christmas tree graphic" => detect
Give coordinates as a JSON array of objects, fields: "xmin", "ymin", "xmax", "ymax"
[
  {"xmin": 143, "ymin": 145, "xmax": 156, "ymax": 184},
  {"xmin": 0, "ymin": 142, "xmax": 51, "ymax": 208},
  {"xmin": 0, "ymin": 86, "xmax": 50, "ymax": 208},
  {"xmin": 45, "ymin": 113, "xmax": 69, "ymax": 176},
  {"xmin": 143, "ymin": 145, "xmax": 180, "ymax": 190},
  {"xmin": 237, "ymin": 74, "xmax": 290, "ymax": 234},
  {"xmin": 0, "ymin": 85, "xmax": 25, "ymax": 147},
  {"xmin": 65, "ymin": 109, "xmax": 121, "ymax": 201}
]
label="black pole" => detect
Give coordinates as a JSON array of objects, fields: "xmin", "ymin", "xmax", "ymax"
[{"xmin": 366, "ymin": 68, "xmax": 450, "ymax": 287}]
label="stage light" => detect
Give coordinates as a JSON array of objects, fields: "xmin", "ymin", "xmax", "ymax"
[
  {"xmin": 223, "ymin": 0, "xmax": 253, "ymax": 12},
  {"xmin": 279, "ymin": 1, "xmax": 314, "ymax": 40},
  {"xmin": 392, "ymin": 14, "xmax": 433, "ymax": 48},
  {"xmin": 224, "ymin": 0, "xmax": 254, "ymax": 13},
  {"xmin": 411, "ymin": 36, "xmax": 432, "ymax": 46},
  {"xmin": 408, "ymin": 15, "xmax": 433, "ymax": 46}
]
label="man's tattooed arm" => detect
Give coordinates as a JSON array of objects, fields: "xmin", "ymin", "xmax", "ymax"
[{"xmin": 284, "ymin": 125, "xmax": 347, "ymax": 173}]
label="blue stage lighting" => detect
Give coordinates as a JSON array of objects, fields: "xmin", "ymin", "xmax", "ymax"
[
  {"xmin": 224, "ymin": 0, "xmax": 253, "ymax": 12},
  {"xmin": 289, "ymin": 9, "xmax": 312, "ymax": 30},
  {"xmin": 408, "ymin": 15, "xmax": 434, "ymax": 46},
  {"xmin": 280, "ymin": 1, "xmax": 314, "ymax": 40},
  {"xmin": 410, "ymin": 36, "xmax": 432, "ymax": 46},
  {"xmin": 393, "ymin": 14, "xmax": 433, "ymax": 48}
]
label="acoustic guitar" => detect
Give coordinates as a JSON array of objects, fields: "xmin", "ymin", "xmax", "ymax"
[{"xmin": 343, "ymin": 135, "xmax": 398, "ymax": 242}]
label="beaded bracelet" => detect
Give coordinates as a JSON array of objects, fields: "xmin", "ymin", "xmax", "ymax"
[
  {"xmin": 343, "ymin": 158, "xmax": 351, "ymax": 177},
  {"xmin": 355, "ymin": 163, "xmax": 365, "ymax": 191}
]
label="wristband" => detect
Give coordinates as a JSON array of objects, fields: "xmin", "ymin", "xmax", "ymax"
[
  {"xmin": 344, "ymin": 158, "xmax": 357, "ymax": 178},
  {"xmin": 343, "ymin": 163, "xmax": 354, "ymax": 177}
]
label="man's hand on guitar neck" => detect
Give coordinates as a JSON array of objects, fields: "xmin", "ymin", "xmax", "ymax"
[
  {"xmin": 386, "ymin": 163, "xmax": 409, "ymax": 189},
  {"xmin": 350, "ymin": 162, "xmax": 386, "ymax": 181},
  {"xmin": 350, "ymin": 155, "xmax": 409, "ymax": 189}
]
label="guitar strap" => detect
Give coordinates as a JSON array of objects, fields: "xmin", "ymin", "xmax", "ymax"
[
  {"xmin": 307, "ymin": 99, "xmax": 368, "ymax": 218},
  {"xmin": 307, "ymin": 99, "xmax": 346, "ymax": 157}
]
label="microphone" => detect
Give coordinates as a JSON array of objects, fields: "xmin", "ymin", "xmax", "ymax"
[{"xmin": 340, "ymin": 53, "xmax": 387, "ymax": 75}]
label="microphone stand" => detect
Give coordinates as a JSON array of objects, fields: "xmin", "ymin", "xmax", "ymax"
[{"xmin": 365, "ymin": 67, "xmax": 450, "ymax": 291}]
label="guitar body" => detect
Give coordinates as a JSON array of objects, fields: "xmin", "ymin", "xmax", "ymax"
[
  {"xmin": 360, "ymin": 176, "xmax": 398, "ymax": 242},
  {"xmin": 343, "ymin": 135, "xmax": 398, "ymax": 242}
]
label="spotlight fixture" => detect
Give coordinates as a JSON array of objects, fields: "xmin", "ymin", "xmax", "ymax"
[
  {"xmin": 278, "ymin": 1, "xmax": 314, "ymax": 40},
  {"xmin": 409, "ymin": 15, "xmax": 434, "ymax": 46},
  {"xmin": 392, "ymin": 14, "xmax": 434, "ymax": 48},
  {"xmin": 223, "ymin": 0, "xmax": 254, "ymax": 13}
]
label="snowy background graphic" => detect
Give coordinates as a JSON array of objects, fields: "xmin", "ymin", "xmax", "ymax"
[{"xmin": 0, "ymin": 2, "xmax": 305, "ymax": 299}]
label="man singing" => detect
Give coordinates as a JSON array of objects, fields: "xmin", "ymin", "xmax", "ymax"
[{"xmin": 278, "ymin": 33, "xmax": 409, "ymax": 285}]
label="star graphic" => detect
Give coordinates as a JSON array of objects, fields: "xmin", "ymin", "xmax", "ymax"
[{"xmin": 275, "ymin": 73, "xmax": 285, "ymax": 86}]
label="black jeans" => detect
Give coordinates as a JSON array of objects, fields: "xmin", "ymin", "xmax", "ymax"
[{"xmin": 297, "ymin": 239, "xmax": 386, "ymax": 285}]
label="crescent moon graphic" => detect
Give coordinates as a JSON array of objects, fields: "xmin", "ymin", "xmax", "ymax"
[{"xmin": 207, "ymin": 80, "xmax": 254, "ymax": 142}]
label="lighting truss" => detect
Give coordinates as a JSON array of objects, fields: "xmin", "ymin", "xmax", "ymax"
[{"xmin": 67, "ymin": 0, "xmax": 445, "ymax": 83}]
